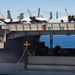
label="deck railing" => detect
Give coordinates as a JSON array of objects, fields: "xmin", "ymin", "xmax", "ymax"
[{"xmin": 1, "ymin": 23, "xmax": 75, "ymax": 31}]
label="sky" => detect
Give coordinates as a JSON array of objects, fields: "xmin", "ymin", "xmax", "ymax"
[{"xmin": 0, "ymin": 0, "xmax": 75, "ymax": 21}]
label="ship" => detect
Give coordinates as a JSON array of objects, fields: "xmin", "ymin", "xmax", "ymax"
[{"xmin": 0, "ymin": 23, "xmax": 75, "ymax": 75}]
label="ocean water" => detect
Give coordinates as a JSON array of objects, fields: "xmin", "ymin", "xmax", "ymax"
[{"xmin": 40, "ymin": 35, "xmax": 75, "ymax": 48}]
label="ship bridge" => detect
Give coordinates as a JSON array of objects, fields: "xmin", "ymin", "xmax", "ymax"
[{"xmin": 0, "ymin": 22, "xmax": 75, "ymax": 48}]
